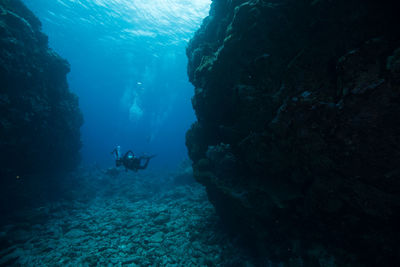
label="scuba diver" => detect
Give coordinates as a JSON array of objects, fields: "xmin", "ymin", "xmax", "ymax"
[{"xmin": 111, "ymin": 146, "xmax": 156, "ymax": 172}]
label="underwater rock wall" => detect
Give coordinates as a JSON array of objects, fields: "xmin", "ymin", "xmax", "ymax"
[
  {"xmin": 0, "ymin": 1, "xmax": 82, "ymax": 206},
  {"xmin": 186, "ymin": 0, "xmax": 400, "ymax": 265}
]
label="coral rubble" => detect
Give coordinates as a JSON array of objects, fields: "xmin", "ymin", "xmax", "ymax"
[
  {"xmin": 186, "ymin": 0, "xmax": 400, "ymax": 265},
  {"xmin": 0, "ymin": 170, "xmax": 252, "ymax": 266}
]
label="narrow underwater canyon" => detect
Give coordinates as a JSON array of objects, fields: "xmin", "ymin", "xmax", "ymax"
[
  {"xmin": 186, "ymin": 0, "xmax": 400, "ymax": 265},
  {"xmin": 1, "ymin": 0, "xmax": 400, "ymax": 266}
]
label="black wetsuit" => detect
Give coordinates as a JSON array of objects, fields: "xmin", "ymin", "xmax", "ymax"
[{"xmin": 117, "ymin": 150, "xmax": 153, "ymax": 172}]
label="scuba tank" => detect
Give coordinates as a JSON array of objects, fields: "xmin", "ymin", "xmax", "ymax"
[
  {"xmin": 112, "ymin": 145, "xmax": 121, "ymax": 160},
  {"xmin": 116, "ymin": 146, "xmax": 121, "ymax": 159}
]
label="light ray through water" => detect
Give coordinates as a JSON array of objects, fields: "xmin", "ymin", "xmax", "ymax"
[{"xmin": 23, "ymin": 0, "xmax": 211, "ymax": 169}]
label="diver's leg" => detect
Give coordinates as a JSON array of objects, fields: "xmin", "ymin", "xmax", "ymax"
[{"xmin": 138, "ymin": 157, "xmax": 151, "ymax": 170}]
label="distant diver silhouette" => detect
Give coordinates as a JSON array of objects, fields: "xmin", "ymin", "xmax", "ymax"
[{"xmin": 111, "ymin": 146, "xmax": 156, "ymax": 172}]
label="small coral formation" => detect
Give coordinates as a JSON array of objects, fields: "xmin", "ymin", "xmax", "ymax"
[
  {"xmin": 0, "ymin": 0, "xmax": 82, "ymax": 210},
  {"xmin": 186, "ymin": 0, "xmax": 400, "ymax": 265}
]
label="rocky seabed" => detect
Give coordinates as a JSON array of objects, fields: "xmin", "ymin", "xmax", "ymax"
[{"xmin": 0, "ymin": 170, "xmax": 255, "ymax": 267}]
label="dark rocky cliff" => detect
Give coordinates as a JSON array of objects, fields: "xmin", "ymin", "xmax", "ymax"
[
  {"xmin": 0, "ymin": 0, "xmax": 82, "ymax": 209},
  {"xmin": 186, "ymin": 0, "xmax": 400, "ymax": 265}
]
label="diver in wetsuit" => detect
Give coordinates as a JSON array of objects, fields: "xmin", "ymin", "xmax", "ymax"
[{"xmin": 111, "ymin": 146, "xmax": 156, "ymax": 172}]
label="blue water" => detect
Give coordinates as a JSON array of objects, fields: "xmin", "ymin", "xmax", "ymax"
[{"xmin": 22, "ymin": 0, "xmax": 210, "ymax": 170}]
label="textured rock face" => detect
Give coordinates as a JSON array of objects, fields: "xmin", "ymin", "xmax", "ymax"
[
  {"xmin": 186, "ymin": 0, "xmax": 400, "ymax": 265},
  {"xmin": 0, "ymin": 1, "xmax": 82, "ymax": 199}
]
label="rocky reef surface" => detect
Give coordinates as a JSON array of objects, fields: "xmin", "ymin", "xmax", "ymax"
[
  {"xmin": 0, "ymin": 0, "xmax": 82, "ymax": 211},
  {"xmin": 186, "ymin": 0, "xmax": 400, "ymax": 265},
  {"xmin": 0, "ymin": 168, "xmax": 253, "ymax": 266}
]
